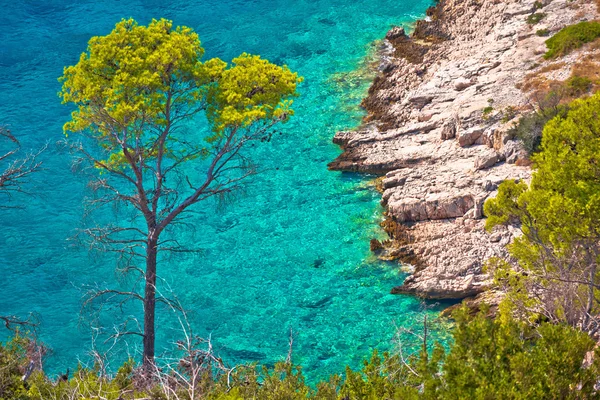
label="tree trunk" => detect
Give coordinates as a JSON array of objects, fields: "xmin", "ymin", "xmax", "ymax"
[{"xmin": 143, "ymin": 237, "xmax": 158, "ymax": 369}]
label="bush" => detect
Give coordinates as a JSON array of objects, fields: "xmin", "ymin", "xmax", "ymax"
[
  {"xmin": 482, "ymin": 106, "xmax": 494, "ymax": 121},
  {"xmin": 501, "ymin": 105, "xmax": 518, "ymax": 123},
  {"xmin": 545, "ymin": 21, "xmax": 600, "ymax": 59},
  {"xmin": 526, "ymin": 13, "xmax": 546, "ymax": 25},
  {"xmin": 2, "ymin": 311, "xmax": 600, "ymax": 399},
  {"xmin": 536, "ymin": 28, "xmax": 549, "ymax": 37},
  {"xmin": 508, "ymin": 89, "xmax": 568, "ymax": 154},
  {"xmin": 567, "ymin": 75, "xmax": 593, "ymax": 96},
  {"xmin": 0, "ymin": 335, "xmax": 30, "ymax": 399}
]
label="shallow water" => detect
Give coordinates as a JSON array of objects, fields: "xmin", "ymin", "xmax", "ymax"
[{"xmin": 0, "ymin": 0, "xmax": 440, "ymax": 382}]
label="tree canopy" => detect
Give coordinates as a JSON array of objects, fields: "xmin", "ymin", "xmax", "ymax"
[
  {"xmin": 60, "ymin": 18, "xmax": 301, "ymax": 174},
  {"xmin": 485, "ymin": 93, "xmax": 600, "ymax": 334},
  {"xmin": 60, "ymin": 18, "xmax": 302, "ymax": 368}
]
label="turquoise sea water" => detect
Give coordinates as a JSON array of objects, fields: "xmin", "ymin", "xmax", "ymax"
[{"xmin": 0, "ymin": 0, "xmax": 439, "ymax": 382}]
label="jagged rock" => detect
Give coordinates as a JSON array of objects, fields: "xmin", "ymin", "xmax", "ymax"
[
  {"xmin": 385, "ymin": 26, "xmax": 407, "ymax": 41},
  {"xmin": 389, "ymin": 194, "xmax": 475, "ymax": 223},
  {"xmin": 370, "ymin": 238, "xmax": 384, "ymax": 252},
  {"xmin": 501, "ymin": 140, "xmax": 525, "ymax": 164},
  {"xmin": 408, "ymin": 95, "xmax": 435, "ymax": 109},
  {"xmin": 464, "ymin": 196, "xmax": 486, "ymax": 220},
  {"xmin": 382, "ymin": 172, "xmax": 407, "ymax": 189},
  {"xmin": 482, "ymin": 127, "xmax": 498, "ymax": 148},
  {"xmin": 474, "ymin": 149, "xmax": 501, "ymax": 170},
  {"xmin": 332, "ymin": 131, "xmax": 355, "ymax": 146},
  {"xmin": 454, "ymin": 77, "xmax": 474, "ymax": 91},
  {"xmin": 441, "ymin": 120, "xmax": 457, "ymax": 140},
  {"xmin": 489, "ymin": 232, "xmax": 502, "ymax": 243},
  {"xmin": 482, "ymin": 179, "xmax": 497, "ymax": 192},
  {"xmin": 457, "ymin": 127, "xmax": 484, "ymax": 147},
  {"xmin": 328, "ymin": 0, "xmax": 596, "ymax": 300}
]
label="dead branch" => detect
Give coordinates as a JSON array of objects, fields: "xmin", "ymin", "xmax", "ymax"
[
  {"xmin": 0, "ymin": 126, "xmax": 46, "ymax": 207},
  {"xmin": 0, "ymin": 313, "xmax": 40, "ymax": 333}
]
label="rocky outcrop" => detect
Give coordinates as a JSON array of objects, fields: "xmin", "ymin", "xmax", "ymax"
[{"xmin": 329, "ymin": 0, "xmax": 598, "ymax": 299}]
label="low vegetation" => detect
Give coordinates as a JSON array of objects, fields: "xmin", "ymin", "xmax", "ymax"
[
  {"xmin": 2, "ymin": 307, "xmax": 599, "ymax": 399},
  {"xmin": 507, "ymin": 87, "xmax": 569, "ymax": 154},
  {"xmin": 486, "ymin": 93, "xmax": 600, "ymax": 336},
  {"xmin": 545, "ymin": 21, "xmax": 600, "ymax": 59},
  {"xmin": 567, "ymin": 74, "xmax": 593, "ymax": 96},
  {"xmin": 526, "ymin": 13, "xmax": 546, "ymax": 25}
]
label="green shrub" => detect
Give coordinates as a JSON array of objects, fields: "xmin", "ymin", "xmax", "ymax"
[
  {"xmin": 2, "ymin": 312, "xmax": 600, "ymax": 399},
  {"xmin": 485, "ymin": 93, "xmax": 600, "ymax": 346},
  {"xmin": 482, "ymin": 106, "xmax": 494, "ymax": 120},
  {"xmin": 536, "ymin": 28, "xmax": 549, "ymax": 37},
  {"xmin": 526, "ymin": 13, "xmax": 546, "ymax": 25},
  {"xmin": 339, "ymin": 308, "xmax": 600, "ymax": 399},
  {"xmin": 545, "ymin": 21, "xmax": 600, "ymax": 59},
  {"xmin": 533, "ymin": 1, "xmax": 543, "ymax": 10},
  {"xmin": 501, "ymin": 106, "xmax": 518, "ymax": 123},
  {"xmin": 508, "ymin": 93, "xmax": 568, "ymax": 155},
  {"xmin": 567, "ymin": 75, "xmax": 593, "ymax": 96},
  {"xmin": 0, "ymin": 335, "xmax": 30, "ymax": 399}
]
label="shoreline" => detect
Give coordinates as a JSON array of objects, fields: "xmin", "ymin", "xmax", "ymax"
[{"xmin": 330, "ymin": 0, "xmax": 598, "ymax": 302}]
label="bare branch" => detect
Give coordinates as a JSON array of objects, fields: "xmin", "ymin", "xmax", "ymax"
[
  {"xmin": 0, "ymin": 313, "xmax": 40, "ymax": 333},
  {"xmin": 0, "ymin": 126, "xmax": 46, "ymax": 206}
]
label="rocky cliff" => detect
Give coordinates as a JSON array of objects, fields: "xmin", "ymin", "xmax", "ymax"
[{"xmin": 330, "ymin": 0, "xmax": 599, "ymax": 299}]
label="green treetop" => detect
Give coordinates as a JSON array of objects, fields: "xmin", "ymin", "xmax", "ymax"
[
  {"xmin": 485, "ymin": 93, "xmax": 600, "ymax": 334},
  {"xmin": 59, "ymin": 18, "xmax": 302, "ymax": 368}
]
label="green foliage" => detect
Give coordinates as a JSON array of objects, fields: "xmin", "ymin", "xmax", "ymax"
[
  {"xmin": 2, "ymin": 312, "xmax": 600, "ymax": 399},
  {"xmin": 533, "ymin": 1, "xmax": 543, "ymax": 10},
  {"xmin": 438, "ymin": 309, "xmax": 600, "ymax": 399},
  {"xmin": 526, "ymin": 13, "xmax": 546, "ymax": 25},
  {"xmin": 507, "ymin": 101, "xmax": 568, "ymax": 154},
  {"xmin": 484, "ymin": 180, "xmax": 528, "ymax": 230},
  {"xmin": 567, "ymin": 75, "xmax": 593, "ymax": 96},
  {"xmin": 208, "ymin": 362, "xmax": 315, "ymax": 399},
  {"xmin": 60, "ymin": 18, "xmax": 302, "ymax": 167},
  {"xmin": 545, "ymin": 21, "xmax": 600, "ymax": 59},
  {"xmin": 529, "ymin": 93, "xmax": 600, "ymax": 241},
  {"xmin": 0, "ymin": 335, "xmax": 30, "ymax": 400},
  {"xmin": 482, "ymin": 99, "xmax": 495, "ymax": 121},
  {"xmin": 27, "ymin": 363, "xmax": 140, "ymax": 400},
  {"xmin": 500, "ymin": 105, "xmax": 518, "ymax": 123},
  {"xmin": 486, "ymin": 93, "xmax": 600, "ymax": 334},
  {"xmin": 205, "ymin": 53, "xmax": 301, "ymax": 134},
  {"xmin": 536, "ymin": 28, "xmax": 549, "ymax": 37},
  {"xmin": 335, "ymin": 308, "xmax": 600, "ymax": 399}
]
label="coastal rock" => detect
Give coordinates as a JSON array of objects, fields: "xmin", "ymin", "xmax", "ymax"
[
  {"xmin": 440, "ymin": 120, "xmax": 457, "ymax": 140},
  {"xmin": 408, "ymin": 95, "xmax": 435, "ymax": 110},
  {"xmin": 501, "ymin": 140, "xmax": 525, "ymax": 164},
  {"xmin": 388, "ymin": 221, "xmax": 513, "ymax": 299},
  {"xmin": 385, "ymin": 26, "xmax": 407, "ymax": 41},
  {"xmin": 389, "ymin": 194, "xmax": 475, "ymax": 223},
  {"xmin": 332, "ymin": 131, "xmax": 355, "ymax": 146},
  {"xmin": 457, "ymin": 127, "xmax": 484, "ymax": 147},
  {"xmin": 330, "ymin": 0, "xmax": 598, "ymax": 300},
  {"xmin": 474, "ymin": 149, "xmax": 501, "ymax": 170},
  {"xmin": 454, "ymin": 77, "xmax": 474, "ymax": 91}
]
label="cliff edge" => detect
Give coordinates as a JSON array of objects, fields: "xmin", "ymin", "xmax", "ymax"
[{"xmin": 330, "ymin": 0, "xmax": 599, "ymax": 299}]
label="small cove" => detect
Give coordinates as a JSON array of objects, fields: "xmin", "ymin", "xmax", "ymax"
[{"xmin": 0, "ymin": 0, "xmax": 440, "ymax": 382}]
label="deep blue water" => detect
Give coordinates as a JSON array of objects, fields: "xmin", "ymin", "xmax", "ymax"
[{"xmin": 0, "ymin": 0, "xmax": 438, "ymax": 382}]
